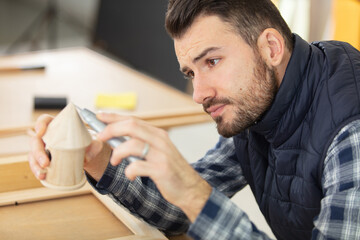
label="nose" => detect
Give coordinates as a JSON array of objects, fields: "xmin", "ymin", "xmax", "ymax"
[{"xmin": 192, "ymin": 74, "xmax": 215, "ymax": 104}]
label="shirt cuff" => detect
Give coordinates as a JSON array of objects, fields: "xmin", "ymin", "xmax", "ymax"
[
  {"xmin": 86, "ymin": 161, "xmax": 128, "ymax": 195},
  {"xmin": 187, "ymin": 188, "xmax": 253, "ymax": 240}
]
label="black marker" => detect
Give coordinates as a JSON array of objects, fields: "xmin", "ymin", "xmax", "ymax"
[{"xmin": 0, "ymin": 65, "xmax": 45, "ymax": 73}]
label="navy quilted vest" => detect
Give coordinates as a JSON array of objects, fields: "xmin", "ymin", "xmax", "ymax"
[{"xmin": 233, "ymin": 35, "xmax": 360, "ymax": 239}]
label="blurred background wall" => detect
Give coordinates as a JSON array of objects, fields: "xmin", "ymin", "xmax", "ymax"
[
  {"xmin": 0, "ymin": 0, "xmax": 98, "ymax": 53},
  {"xmin": 274, "ymin": 0, "xmax": 360, "ymax": 49},
  {"xmin": 0, "ymin": 0, "xmax": 359, "ymax": 92}
]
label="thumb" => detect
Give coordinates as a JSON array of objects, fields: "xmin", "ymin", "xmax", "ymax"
[
  {"xmin": 35, "ymin": 114, "xmax": 54, "ymax": 137},
  {"xmin": 85, "ymin": 139, "xmax": 104, "ymax": 163}
]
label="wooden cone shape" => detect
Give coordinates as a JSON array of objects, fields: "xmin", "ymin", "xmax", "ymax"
[{"xmin": 42, "ymin": 103, "xmax": 92, "ymax": 190}]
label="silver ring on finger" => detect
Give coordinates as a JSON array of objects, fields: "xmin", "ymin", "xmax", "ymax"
[{"xmin": 140, "ymin": 142, "xmax": 150, "ymax": 159}]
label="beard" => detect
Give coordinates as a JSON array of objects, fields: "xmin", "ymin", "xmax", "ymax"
[{"xmin": 203, "ymin": 54, "xmax": 278, "ymax": 138}]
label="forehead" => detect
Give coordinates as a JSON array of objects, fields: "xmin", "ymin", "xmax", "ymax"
[{"xmin": 174, "ymin": 15, "xmax": 245, "ymax": 60}]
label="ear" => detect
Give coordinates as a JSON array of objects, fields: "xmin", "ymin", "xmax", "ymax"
[{"xmin": 257, "ymin": 28, "xmax": 285, "ymax": 67}]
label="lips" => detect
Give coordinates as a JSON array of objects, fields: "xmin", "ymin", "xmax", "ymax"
[{"xmin": 206, "ymin": 104, "xmax": 226, "ymax": 118}]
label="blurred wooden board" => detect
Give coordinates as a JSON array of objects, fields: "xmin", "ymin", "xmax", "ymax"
[
  {"xmin": 0, "ymin": 157, "xmax": 167, "ymax": 240},
  {"xmin": 0, "ymin": 48, "xmax": 206, "ymax": 128},
  {"xmin": 0, "ymin": 154, "xmax": 42, "ymax": 193},
  {"xmin": 0, "ymin": 109, "xmax": 210, "ymax": 157},
  {"xmin": 0, "ymin": 186, "xmax": 166, "ymax": 240},
  {"xmin": 0, "ymin": 194, "xmax": 133, "ymax": 240},
  {"xmin": 0, "ymin": 155, "xmax": 191, "ymax": 240},
  {"xmin": 0, "ymin": 48, "xmax": 200, "ymax": 239}
]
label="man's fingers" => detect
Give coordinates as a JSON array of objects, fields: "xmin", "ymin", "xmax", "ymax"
[
  {"xmin": 34, "ymin": 114, "xmax": 54, "ymax": 136},
  {"xmin": 110, "ymin": 139, "xmax": 152, "ymax": 166},
  {"xmin": 30, "ymin": 135, "xmax": 50, "ymax": 168},
  {"xmin": 96, "ymin": 112, "xmax": 131, "ymax": 124},
  {"xmin": 27, "ymin": 114, "xmax": 53, "ymax": 181},
  {"xmin": 85, "ymin": 139, "xmax": 104, "ymax": 163},
  {"xmin": 28, "ymin": 153, "xmax": 47, "ymax": 180},
  {"xmin": 98, "ymin": 117, "xmax": 166, "ymax": 149},
  {"xmin": 125, "ymin": 160, "xmax": 153, "ymax": 181}
]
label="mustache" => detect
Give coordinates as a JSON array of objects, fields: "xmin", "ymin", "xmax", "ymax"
[{"xmin": 203, "ymin": 97, "xmax": 232, "ymax": 113}]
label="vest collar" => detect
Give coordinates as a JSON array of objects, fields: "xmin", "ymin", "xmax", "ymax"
[{"xmin": 249, "ymin": 34, "xmax": 311, "ymax": 144}]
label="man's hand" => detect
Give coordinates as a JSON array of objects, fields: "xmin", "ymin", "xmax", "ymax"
[
  {"xmin": 28, "ymin": 114, "xmax": 53, "ymax": 180},
  {"xmin": 97, "ymin": 113, "xmax": 212, "ymax": 222},
  {"xmin": 28, "ymin": 114, "xmax": 112, "ymax": 182}
]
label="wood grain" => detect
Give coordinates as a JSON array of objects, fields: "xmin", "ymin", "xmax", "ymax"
[
  {"xmin": 0, "ymin": 194, "xmax": 133, "ymax": 240},
  {"xmin": 0, "ymin": 154, "xmax": 42, "ymax": 193},
  {"xmin": 0, "ymin": 155, "xmax": 189, "ymax": 239}
]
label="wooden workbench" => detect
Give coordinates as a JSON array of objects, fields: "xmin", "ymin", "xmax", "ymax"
[
  {"xmin": 0, "ymin": 48, "xmax": 206, "ymax": 240},
  {"xmin": 0, "ymin": 47, "xmax": 210, "ymax": 156}
]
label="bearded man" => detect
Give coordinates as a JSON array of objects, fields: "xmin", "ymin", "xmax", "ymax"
[{"xmin": 29, "ymin": 0, "xmax": 360, "ymax": 239}]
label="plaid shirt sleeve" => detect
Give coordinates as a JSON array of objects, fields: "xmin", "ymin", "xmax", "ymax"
[
  {"xmin": 189, "ymin": 120, "xmax": 360, "ymax": 240},
  {"xmin": 89, "ymin": 120, "xmax": 360, "ymax": 239},
  {"xmin": 87, "ymin": 135, "xmax": 246, "ymax": 235},
  {"xmin": 87, "ymin": 157, "xmax": 190, "ymax": 235},
  {"xmin": 312, "ymin": 119, "xmax": 360, "ymax": 239},
  {"xmin": 187, "ymin": 138, "xmax": 272, "ymax": 239}
]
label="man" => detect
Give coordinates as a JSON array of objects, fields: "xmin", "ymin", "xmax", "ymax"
[{"xmin": 29, "ymin": 0, "xmax": 360, "ymax": 239}]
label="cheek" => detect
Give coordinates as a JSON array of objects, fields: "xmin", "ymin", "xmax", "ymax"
[{"xmin": 221, "ymin": 62, "xmax": 252, "ymax": 94}]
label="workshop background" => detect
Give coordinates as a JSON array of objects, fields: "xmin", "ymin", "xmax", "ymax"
[{"xmin": 1, "ymin": 0, "xmax": 359, "ymax": 238}]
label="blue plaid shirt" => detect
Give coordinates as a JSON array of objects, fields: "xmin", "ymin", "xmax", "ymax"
[{"xmin": 90, "ymin": 119, "xmax": 360, "ymax": 239}]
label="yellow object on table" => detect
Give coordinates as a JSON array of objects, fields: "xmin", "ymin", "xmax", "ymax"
[{"xmin": 95, "ymin": 92, "xmax": 137, "ymax": 110}]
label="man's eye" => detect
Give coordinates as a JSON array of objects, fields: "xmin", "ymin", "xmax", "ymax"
[{"xmin": 208, "ymin": 59, "xmax": 220, "ymax": 66}]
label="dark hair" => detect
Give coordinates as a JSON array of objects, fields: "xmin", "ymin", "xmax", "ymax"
[{"xmin": 165, "ymin": 0, "xmax": 293, "ymax": 51}]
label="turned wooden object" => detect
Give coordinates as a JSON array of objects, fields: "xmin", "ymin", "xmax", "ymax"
[{"xmin": 41, "ymin": 103, "xmax": 92, "ymax": 191}]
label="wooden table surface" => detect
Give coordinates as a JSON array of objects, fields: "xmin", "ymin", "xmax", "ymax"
[
  {"xmin": 0, "ymin": 47, "xmax": 204, "ymax": 128},
  {"xmin": 0, "ymin": 48, "xmax": 210, "ymax": 156},
  {"xmin": 0, "ymin": 48, "xmax": 203, "ymax": 239}
]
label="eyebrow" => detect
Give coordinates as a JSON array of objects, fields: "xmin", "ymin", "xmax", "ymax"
[{"xmin": 180, "ymin": 47, "xmax": 221, "ymax": 74}]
